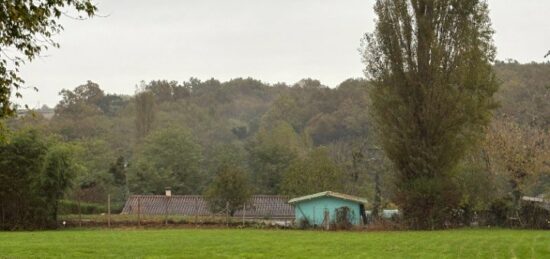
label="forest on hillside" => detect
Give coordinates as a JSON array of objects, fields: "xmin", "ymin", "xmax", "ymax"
[{"xmin": 4, "ymin": 61, "xmax": 549, "ymax": 217}]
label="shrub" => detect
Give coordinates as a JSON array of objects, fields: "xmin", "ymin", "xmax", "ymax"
[
  {"xmin": 520, "ymin": 203, "xmax": 550, "ymax": 229},
  {"xmin": 297, "ymin": 218, "xmax": 311, "ymax": 229},
  {"xmin": 332, "ymin": 206, "xmax": 354, "ymax": 230},
  {"xmin": 59, "ymin": 200, "xmax": 105, "ymax": 215}
]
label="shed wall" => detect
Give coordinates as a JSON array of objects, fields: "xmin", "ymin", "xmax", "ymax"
[{"xmin": 293, "ymin": 197, "xmax": 362, "ymax": 225}]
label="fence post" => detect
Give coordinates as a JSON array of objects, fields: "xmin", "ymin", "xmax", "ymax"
[
  {"xmin": 1, "ymin": 203, "xmax": 4, "ymax": 229},
  {"xmin": 312, "ymin": 206, "xmax": 315, "ymax": 227},
  {"xmin": 107, "ymin": 194, "xmax": 111, "ymax": 228},
  {"xmin": 78, "ymin": 193, "xmax": 82, "ymax": 228},
  {"xmin": 194, "ymin": 197, "xmax": 198, "ymax": 225},
  {"xmin": 242, "ymin": 204, "xmax": 246, "ymax": 226},
  {"xmin": 164, "ymin": 196, "xmax": 168, "ymax": 226},
  {"xmin": 137, "ymin": 196, "xmax": 141, "ymax": 227},
  {"xmin": 226, "ymin": 201, "xmax": 229, "ymax": 227},
  {"xmin": 324, "ymin": 209, "xmax": 329, "ymax": 230}
]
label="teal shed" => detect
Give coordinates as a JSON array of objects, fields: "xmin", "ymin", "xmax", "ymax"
[{"xmin": 288, "ymin": 191, "xmax": 368, "ymax": 227}]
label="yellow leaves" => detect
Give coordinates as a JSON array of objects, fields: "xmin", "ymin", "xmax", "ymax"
[{"xmin": 484, "ymin": 117, "xmax": 550, "ymax": 187}]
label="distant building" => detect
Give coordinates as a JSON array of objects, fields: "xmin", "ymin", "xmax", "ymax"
[
  {"xmin": 365, "ymin": 209, "xmax": 399, "ymax": 219},
  {"xmin": 121, "ymin": 195, "xmax": 294, "ymax": 221},
  {"xmin": 16, "ymin": 106, "xmax": 54, "ymax": 119},
  {"xmin": 522, "ymin": 195, "xmax": 550, "ymax": 211},
  {"xmin": 288, "ymin": 191, "xmax": 368, "ymax": 227}
]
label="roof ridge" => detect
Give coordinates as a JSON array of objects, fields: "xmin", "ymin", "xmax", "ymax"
[
  {"xmin": 127, "ymin": 194, "xmax": 290, "ymax": 198},
  {"xmin": 288, "ymin": 191, "xmax": 368, "ymax": 204},
  {"xmin": 122, "ymin": 194, "xmax": 295, "ymax": 218}
]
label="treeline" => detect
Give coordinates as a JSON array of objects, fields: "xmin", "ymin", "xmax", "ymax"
[{"xmin": 3, "ymin": 61, "xmax": 550, "ymax": 229}]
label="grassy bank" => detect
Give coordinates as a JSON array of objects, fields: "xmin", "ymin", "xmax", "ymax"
[{"xmin": 0, "ymin": 228, "xmax": 548, "ymax": 258}]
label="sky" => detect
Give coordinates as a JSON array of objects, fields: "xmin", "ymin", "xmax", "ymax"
[{"xmin": 16, "ymin": 0, "xmax": 550, "ymax": 108}]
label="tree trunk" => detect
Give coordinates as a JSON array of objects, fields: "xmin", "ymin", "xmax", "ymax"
[{"xmin": 372, "ymin": 171, "xmax": 382, "ymax": 219}]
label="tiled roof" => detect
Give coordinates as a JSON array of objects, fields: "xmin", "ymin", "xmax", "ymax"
[
  {"xmin": 121, "ymin": 195, "xmax": 294, "ymax": 219},
  {"xmin": 288, "ymin": 191, "xmax": 368, "ymax": 204}
]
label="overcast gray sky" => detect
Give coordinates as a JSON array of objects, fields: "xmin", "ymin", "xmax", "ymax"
[{"xmin": 17, "ymin": 0, "xmax": 550, "ymax": 107}]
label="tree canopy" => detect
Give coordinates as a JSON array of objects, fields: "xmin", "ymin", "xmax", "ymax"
[
  {"xmin": 4, "ymin": 62, "xmax": 549, "ymax": 229},
  {"xmin": 362, "ymin": 0, "xmax": 499, "ymax": 229},
  {"xmin": 128, "ymin": 126, "xmax": 202, "ymax": 194},
  {"xmin": 204, "ymin": 164, "xmax": 252, "ymax": 216}
]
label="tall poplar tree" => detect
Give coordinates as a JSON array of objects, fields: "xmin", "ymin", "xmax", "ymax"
[
  {"xmin": 362, "ymin": 0, "xmax": 498, "ymax": 229},
  {"xmin": 135, "ymin": 91, "xmax": 156, "ymax": 139}
]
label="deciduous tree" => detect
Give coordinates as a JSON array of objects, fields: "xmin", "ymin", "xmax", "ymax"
[
  {"xmin": 204, "ymin": 164, "xmax": 251, "ymax": 216},
  {"xmin": 0, "ymin": 130, "xmax": 78, "ymax": 229},
  {"xmin": 128, "ymin": 126, "xmax": 202, "ymax": 194},
  {"xmin": 484, "ymin": 118, "xmax": 550, "ymax": 211},
  {"xmin": 362, "ymin": 0, "xmax": 498, "ymax": 229},
  {"xmin": 248, "ymin": 121, "xmax": 307, "ymax": 194},
  {"xmin": 282, "ymin": 147, "xmax": 344, "ymax": 197}
]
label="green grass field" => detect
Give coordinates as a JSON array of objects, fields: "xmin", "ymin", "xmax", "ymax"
[{"xmin": 0, "ymin": 228, "xmax": 548, "ymax": 258}]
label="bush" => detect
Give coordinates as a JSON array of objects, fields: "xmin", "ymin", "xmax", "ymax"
[
  {"xmin": 332, "ymin": 206, "xmax": 354, "ymax": 230},
  {"xmin": 296, "ymin": 218, "xmax": 311, "ymax": 229},
  {"xmin": 59, "ymin": 200, "xmax": 105, "ymax": 215},
  {"xmin": 520, "ymin": 202, "xmax": 550, "ymax": 229},
  {"xmin": 59, "ymin": 200, "xmax": 126, "ymax": 215},
  {"xmin": 487, "ymin": 199, "xmax": 511, "ymax": 227}
]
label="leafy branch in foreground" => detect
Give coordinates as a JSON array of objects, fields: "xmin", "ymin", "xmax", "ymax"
[{"xmin": 0, "ymin": 0, "xmax": 97, "ymax": 118}]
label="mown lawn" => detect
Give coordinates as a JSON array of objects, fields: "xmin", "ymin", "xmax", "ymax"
[{"xmin": 0, "ymin": 228, "xmax": 548, "ymax": 258}]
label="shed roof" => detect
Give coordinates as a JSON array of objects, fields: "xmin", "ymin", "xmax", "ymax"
[
  {"xmin": 288, "ymin": 191, "xmax": 368, "ymax": 204},
  {"xmin": 121, "ymin": 195, "xmax": 294, "ymax": 219}
]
